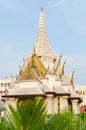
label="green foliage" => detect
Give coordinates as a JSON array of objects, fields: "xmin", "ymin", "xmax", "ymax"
[
  {"xmin": 0, "ymin": 97, "xmax": 46, "ymax": 130},
  {"xmin": 78, "ymin": 112, "xmax": 86, "ymax": 129},
  {"xmin": 0, "ymin": 98, "xmax": 86, "ymax": 130},
  {"xmin": 43, "ymin": 112, "xmax": 82, "ymax": 130},
  {"xmin": 0, "ymin": 116, "xmax": 10, "ymax": 130}
]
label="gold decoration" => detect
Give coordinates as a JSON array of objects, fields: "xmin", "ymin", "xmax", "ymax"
[{"xmin": 19, "ymin": 53, "xmax": 47, "ymax": 80}]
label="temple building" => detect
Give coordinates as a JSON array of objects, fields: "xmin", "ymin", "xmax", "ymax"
[{"xmin": 0, "ymin": 7, "xmax": 85, "ymax": 114}]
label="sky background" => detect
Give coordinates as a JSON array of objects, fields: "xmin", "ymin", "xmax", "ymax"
[{"xmin": 0, "ymin": 0, "xmax": 86, "ymax": 86}]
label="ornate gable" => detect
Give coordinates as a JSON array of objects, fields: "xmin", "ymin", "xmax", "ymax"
[{"xmin": 19, "ymin": 53, "xmax": 47, "ymax": 80}]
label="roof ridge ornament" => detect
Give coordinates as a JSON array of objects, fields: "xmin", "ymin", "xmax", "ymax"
[
  {"xmin": 33, "ymin": 48, "xmax": 36, "ymax": 54},
  {"xmin": 63, "ymin": 60, "xmax": 66, "ymax": 65},
  {"xmin": 72, "ymin": 69, "xmax": 75, "ymax": 76},
  {"xmin": 60, "ymin": 53, "xmax": 62, "ymax": 58}
]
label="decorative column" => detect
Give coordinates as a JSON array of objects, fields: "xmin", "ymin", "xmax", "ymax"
[
  {"xmin": 77, "ymin": 103, "xmax": 80, "ymax": 114},
  {"xmin": 45, "ymin": 94, "xmax": 54, "ymax": 114},
  {"xmin": 53, "ymin": 97, "xmax": 58, "ymax": 114},
  {"xmin": 58, "ymin": 97, "xmax": 60, "ymax": 112},
  {"xmin": 72, "ymin": 100, "xmax": 79, "ymax": 114},
  {"xmin": 60, "ymin": 96, "xmax": 68, "ymax": 112},
  {"xmin": 53, "ymin": 96, "xmax": 61, "ymax": 113}
]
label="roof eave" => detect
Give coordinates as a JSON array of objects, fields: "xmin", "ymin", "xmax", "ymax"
[{"xmin": 2, "ymin": 94, "xmax": 47, "ymax": 98}]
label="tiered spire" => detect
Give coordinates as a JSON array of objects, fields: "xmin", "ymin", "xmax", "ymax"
[
  {"xmin": 33, "ymin": 7, "xmax": 56, "ymax": 58},
  {"xmin": 21, "ymin": 7, "xmax": 75, "ymax": 89},
  {"xmin": 38, "ymin": 7, "xmax": 45, "ymax": 32}
]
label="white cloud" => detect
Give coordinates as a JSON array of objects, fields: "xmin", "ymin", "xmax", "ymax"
[{"xmin": 48, "ymin": 0, "xmax": 65, "ymax": 8}]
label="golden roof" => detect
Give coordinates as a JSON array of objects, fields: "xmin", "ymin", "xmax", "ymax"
[{"xmin": 19, "ymin": 53, "xmax": 47, "ymax": 80}]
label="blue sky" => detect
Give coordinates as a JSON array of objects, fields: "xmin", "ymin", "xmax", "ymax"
[{"xmin": 0, "ymin": 0, "xmax": 86, "ymax": 85}]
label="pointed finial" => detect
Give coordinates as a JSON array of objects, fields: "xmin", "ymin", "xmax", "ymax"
[
  {"xmin": 11, "ymin": 75, "xmax": 13, "ymax": 78},
  {"xmin": 19, "ymin": 65, "xmax": 21, "ymax": 69},
  {"xmin": 23, "ymin": 58, "xmax": 25, "ymax": 61},
  {"xmin": 64, "ymin": 60, "xmax": 66, "ymax": 65},
  {"xmin": 72, "ymin": 69, "xmax": 75, "ymax": 75},
  {"xmin": 60, "ymin": 53, "xmax": 62, "ymax": 58},
  {"xmin": 53, "ymin": 58, "xmax": 56, "ymax": 63},
  {"xmin": 59, "ymin": 53, "xmax": 62, "ymax": 61},
  {"xmin": 33, "ymin": 48, "xmax": 36, "ymax": 53}
]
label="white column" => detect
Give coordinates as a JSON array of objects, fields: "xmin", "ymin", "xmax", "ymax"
[
  {"xmin": 61, "ymin": 96, "xmax": 68, "ymax": 112},
  {"xmin": 72, "ymin": 100, "xmax": 79, "ymax": 114},
  {"xmin": 45, "ymin": 94, "xmax": 54, "ymax": 114},
  {"xmin": 53, "ymin": 97, "xmax": 58, "ymax": 114},
  {"xmin": 54, "ymin": 96, "xmax": 68, "ymax": 113},
  {"xmin": 77, "ymin": 103, "xmax": 80, "ymax": 113}
]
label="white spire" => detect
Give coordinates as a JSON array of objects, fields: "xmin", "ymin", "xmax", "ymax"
[
  {"xmin": 24, "ymin": 7, "xmax": 57, "ymax": 69},
  {"xmin": 33, "ymin": 7, "xmax": 56, "ymax": 58},
  {"xmin": 38, "ymin": 7, "xmax": 45, "ymax": 32}
]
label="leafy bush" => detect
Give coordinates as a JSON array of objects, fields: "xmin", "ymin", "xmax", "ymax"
[
  {"xmin": 0, "ymin": 98, "xmax": 46, "ymax": 130},
  {"xmin": 0, "ymin": 98, "xmax": 86, "ymax": 130}
]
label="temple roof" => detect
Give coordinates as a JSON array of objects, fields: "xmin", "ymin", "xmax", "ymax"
[
  {"xmin": 2, "ymin": 85, "xmax": 46, "ymax": 98},
  {"xmin": 17, "ymin": 8, "xmax": 75, "ymax": 93},
  {"xmin": 54, "ymin": 86, "xmax": 70, "ymax": 96},
  {"xmin": 19, "ymin": 53, "xmax": 47, "ymax": 80},
  {"xmin": 43, "ymin": 84, "xmax": 55, "ymax": 94},
  {"xmin": 25, "ymin": 7, "xmax": 56, "ymax": 62},
  {"xmin": 69, "ymin": 91, "xmax": 82, "ymax": 102},
  {"xmin": 62, "ymin": 74, "xmax": 74, "ymax": 86}
]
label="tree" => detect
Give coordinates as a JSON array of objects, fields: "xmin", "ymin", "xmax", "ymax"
[{"xmin": 0, "ymin": 97, "xmax": 46, "ymax": 130}]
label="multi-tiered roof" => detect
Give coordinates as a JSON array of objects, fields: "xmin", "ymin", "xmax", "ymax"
[
  {"xmin": 2, "ymin": 8, "xmax": 81, "ymax": 113},
  {"xmin": 18, "ymin": 8, "xmax": 74, "ymax": 89},
  {"xmin": 23, "ymin": 7, "xmax": 56, "ymax": 70}
]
